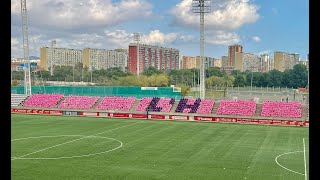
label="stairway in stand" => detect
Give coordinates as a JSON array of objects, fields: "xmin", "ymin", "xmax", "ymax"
[
  {"xmin": 130, "ymin": 99, "xmax": 140, "ymax": 112},
  {"xmin": 170, "ymin": 100, "xmax": 179, "ymax": 113},
  {"xmin": 211, "ymin": 101, "xmax": 220, "ymax": 114},
  {"xmin": 255, "ymin": 104, "xmax": 263, "ymax": 117}
]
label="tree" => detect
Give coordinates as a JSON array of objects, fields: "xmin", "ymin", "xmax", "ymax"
[
  {"xmin": 176, "ymin": 83, "xmax": 190, "ymax": 97},
  {"xmin": 233, "ymin": 74, "xmax": 246, "ymax": 87},
  {"xmin": 231, "ymin": 70, "xmax": 242, "ymax": 76},
  {"xmin": 206, "ymin": 67, "xmax": 224, "ymax": 78},
  {"xmin": 219, "ymin": 75, "xmax": 235, "ymax": 98},
  {"xmin": 288, "ymin": 64, "xmax": 308, "ymax": 88},
  {"xmin": 267, "ymin": 69, "xmax": 282, "ymax": 87},
  {"xmin": 143, "ymin": 67, "xmax": 160, "ymax": 76},
  {"xmin": 205, "ymin": 76, "xmax": 222, "ymax": 88},
  {"xmin": 281, "ymin": 69, "xmax": 292, "ymax": 87}
]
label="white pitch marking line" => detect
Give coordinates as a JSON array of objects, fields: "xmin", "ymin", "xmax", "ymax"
[
  {"xmin": 275, "ymin": 151, "xmax": 305, "ymax": 176},
  {"xmin": 12, "ymin": 121, "xmax": 141, "ymax": 160},
  {"xmin": 303, "ymin": 138, "xmax": 308, "ymax": 180},
  {"xmin": 11, "ymin": 135, "xmax": 84, "ymax": 142},
  {"xmin": 12, "ymin": 135, "xmax": 123, "ymax": 160}
]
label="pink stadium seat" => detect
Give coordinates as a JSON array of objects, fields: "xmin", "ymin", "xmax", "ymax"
[
  {"xmin": 22, "ymin": 93, "xmax": 64, "ymax": 108},
  {"xmin": 196, "ymin": 100, "xmax": 215, "ymax": 114},
  {"xmin": 135, "ymin": 97, "xmax": 153, "ymax": 112},
  {"xmin": 217, "ymin": 100, "xmax": 256, "ymax": 116},
  {"xmin": 96, "ymin": 96, "xmax": 136, "ymax": 111},
  {"xmin": 58, "ymin": 95, "xmax": 99, "ymax": 110},
  {"xmin": 261, "ymin": 101, "xmax": 302, "ymax": 118}
]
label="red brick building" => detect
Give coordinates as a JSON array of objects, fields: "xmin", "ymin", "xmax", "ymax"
[{"xmin": 128, "ymin": 43, "xmax": 180, "ymax": 75}]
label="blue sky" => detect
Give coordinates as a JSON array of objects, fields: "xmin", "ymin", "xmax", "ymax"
[{"xmin": 11, "ymin": 0, "xmax": 309, "ymax": 60}]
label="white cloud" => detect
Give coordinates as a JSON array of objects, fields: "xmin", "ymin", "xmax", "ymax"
[
  {"xmin": 206, "ymin": 31, "xmax": 240, "ymax": 45},
  {"xmin": 11, "ymin": 37, "xmax": 22, "ymax": 58},
  {"xmin": 11, "ymin": 29, "xmax": 195, "ymax": 57},
  {"xmin": 170, "ymin": 0, "xmax": 260, "ymax": 30},
  {"xmin": 252, "ymin": 36, "xmax": 261, "ymax": 42},
  {"xmin": 142, "ymin": 30, "xmax": 179, "ymax": 45},
  {"xmin": 104, "ymin": 30, "xmax": 132, "ymax": 48},
  {"xmin": 11, "ymin": 0, "xmax": 154, "ymax": 29}
]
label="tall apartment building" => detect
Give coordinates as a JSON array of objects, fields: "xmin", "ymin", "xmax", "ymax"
[
  {"xmin": 221, "ymin": 56, "xmax": 228, "ymax": 68},
  {"xmin": 274, "ymin": 52, "xmax": 296, "ymax": 72},
  {"xmin": 291, "ymin": 53, "xmax": 300, "ymax": 64},
  {"xmin": 40, "ymin": 47, "xmax": 82, "ymax": 70},
  {"xmin": 228, "ymin": 44, "xmax": 243, "ymax": 66},
  {"xmin": 181, "ymin": 56, "xmax": 197, "ymax": 69},
  {"xmin": 40, "ymin": 47, "xmax": 127, "ymax": 71},
  {"xmin": 181, "ymin": 56, "xmax": 216, "ymax": 69},
  {"xmin": 260, "ymin": 54, "xmax": 273, "ymax": 72},
  {"xmin": 213, "ymin": 58, "xmax": 222, "ymax": 68},
  {"xmin": 83, "ymin": 48, "xmax": 127, "ymax": 71},
  {"xmin": 195, "ymin": 56, "xmax": 215, "ymax": 69},
  {"xmin": 234, "ymin": 52, "xmax": 261, "ymax": 72},
  {"xmin": 128, "ymin": 43, "xmax": 180, "ymax": 74},
  {"xmin": 221, "ymin": 55, "xmax": 234, "ymax": 74}
]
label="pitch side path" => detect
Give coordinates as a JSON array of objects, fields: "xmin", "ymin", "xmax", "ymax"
[{"xmin": 11, "ymin": 114, "xmax": 309, "ymax": 180}]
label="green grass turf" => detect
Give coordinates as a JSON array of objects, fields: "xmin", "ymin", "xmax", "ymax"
[{"xmin": 11, "ymin": 114, "xmax": 309, "ymax": 180}]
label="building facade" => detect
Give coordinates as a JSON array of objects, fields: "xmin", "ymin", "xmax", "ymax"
[
  {"xmin": 181, "ymin": 56, "xmax": 197, "ymax": 69},
  {"xmin": 195, "ymin": 56, "xmax": 215, "ymax": 69},
  {"xmin": 228, "ymin": 44, "xmax": 243, "ymax": 66},
  {"xmin": 11, "ymin": 59, "xmax": 40, "ymax": 71},
  {"xmin": 221, "ymin": 56, "xmax": 228, "ymax": 68},
  {"xmin": 128, "ymin": 43, "xmax": 180, "ymax": 74},
  {"xmin": 40, "ymin": 47, "xmax": 127, "ymax": 71},
  {"xmin": 291, "ymin": 53, "xmax": 300, "ymax": 64},
  {"xmin": 213, "ymin": 58, "xmax": 222, "ymax": 68},
  {"xmin": 40, "ymin": 47, "xmax": 82, "ymax": 70},
  {"xmin": 83, "ymin": 48, "xmax": 127, "ymax": 71},
  {"xmin": 274, "ymin": 52, "xmax": 296, "ymax": 72},
  {"xmin": 234, "ymin": 52, "xmax": 261, "ymax": 72},
  {"xmin": 221, "ymin": 56, "xmax": 233, "ymax": 74},
  {"xmin": 260, "ymin": 54, "xmax": 273, "ymax": 72}
]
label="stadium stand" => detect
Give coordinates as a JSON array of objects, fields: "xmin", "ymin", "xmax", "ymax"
[
  {"xmin": 135, "ymin": 97, "xmax": 175, "ymax": 112},
  {"xmin": 58, "ymin": 95, "xmax": 99, "ymax": 110},
  {"xmin": 11, "ymin": 94, "xmax": 27, "ymax": 106},
  {"xmin": 22, "ymin": 93, "xmax": 64, "ymax": 108},
  {"xmin": 260, "ymin": 101, "xmax": 302, "ymax": 118},
  {"xmin": 196, "ymin": 100, "xmax": 215, "ymax": 114},
  {"xmin": 135, "ymin": 97, "xmax": 153, "ymax": 112},
  {"xmin": 175, "ymin": 98, "xmax": 202, "ymax": 113},
  {"xmin": 217, "ymin": 100, "xmax": 256, "ymax": 116},
  {"xmin": 96, "ymin": 96, "xmax": 136, "ymax": 111}
]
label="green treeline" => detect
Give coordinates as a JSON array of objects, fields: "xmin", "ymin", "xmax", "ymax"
[{"xmin": 11, "ymin": 63, "xmax": 308, "ymax": 89}]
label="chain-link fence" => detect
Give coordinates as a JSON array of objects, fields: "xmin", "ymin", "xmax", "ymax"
[{"xmin": 189, "ymin": 86, "xmax": 308, "ymax": 104}]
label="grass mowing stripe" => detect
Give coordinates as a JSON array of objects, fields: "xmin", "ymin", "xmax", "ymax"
[
  {"xmin": 13, "ymin": 120, "xmax": 142, "ymax": 160},
  {"xmin": 12, "ymin": 114, "xmax": 308, "ymax": 180}
]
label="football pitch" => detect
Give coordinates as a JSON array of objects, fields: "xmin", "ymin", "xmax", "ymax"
[{"xmin": 12, "ymin": 114, "xmax": 309, "ymax": 180}]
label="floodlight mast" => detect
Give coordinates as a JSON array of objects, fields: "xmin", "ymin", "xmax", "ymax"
[
  {"xmin": 50, "ymin": 40, "xmax": 56, "ymax": 76},
  {"xmin": 246, "ymin": 60, "xmax": 259, "ymax": 96},
  {"xmin": 133, "ymin": 33, "xmax": 142, "ymax": 76},
  {"xmin": 192, "ymin": 0, "xmax": 211, "ymax": 99},
  {"xmin": 21, "ymin": 0, "xmax": 31, "ymax": 95}
]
